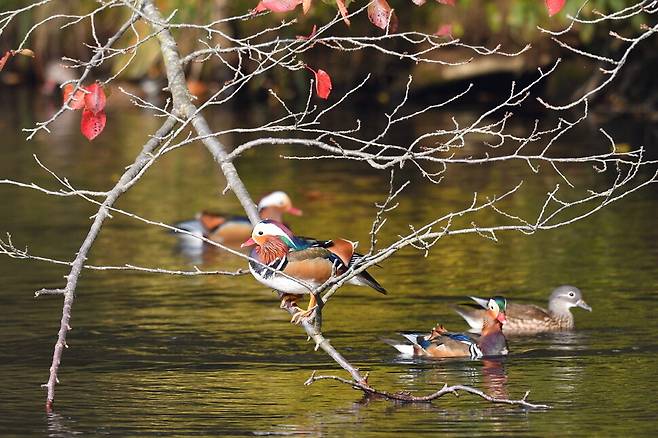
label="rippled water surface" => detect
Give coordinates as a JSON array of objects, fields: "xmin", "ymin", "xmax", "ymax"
[{"xmin": 1, "ymin": 91, "xmax": 657, "ymax": 436}]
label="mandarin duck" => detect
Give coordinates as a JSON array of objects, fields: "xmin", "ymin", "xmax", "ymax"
[
  {"xmin": 175, "ymin": 191, "xmax": 302, "ymax": 247},
  {"xmin": 454, "ymin": 285, "xmax": 591, "ymax": 336},
  {"xmin": 241, "ymin": 220, "xmax": 386, "ymax": 323},
  {"xmin": 388, "ymin": 297, "xmax": 508, "ymax": 359}
]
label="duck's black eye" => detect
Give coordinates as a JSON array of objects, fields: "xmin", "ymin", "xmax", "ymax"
[
  {"xmin": 258, "ymin": 231, "xmax": 264, "ymax": 235},
  {"xmin": 569, "ymin": 291, "xmax": 575, "ymax": 297}
]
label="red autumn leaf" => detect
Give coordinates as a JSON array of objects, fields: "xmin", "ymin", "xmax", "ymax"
[
  {"xmin": 436, "ymin": 0, "xmax": 455, "ymax": 5},
  {"xmin": 434, "ymin": 24, "xmax": 453, "ymax": 38},
  {"xmin": 368, "ymin": 0, "xmax": 398, "ymax": 32},
  {"xmin": 411, "ymin": 0, "xmax": 427, "ymax": 5},
  {"xmin": 80, "ymin": 109, "xmax": 106, "ymax": 141},
  {"xmin": 315, "ymin": 69, "xmax": 332, "ymax": 99},
  {"xmin": 62, "ymin": 84, "xmax": 86, "ymax": 110},
  {"xmin": 0, "ymin": 51, "xmax": 12, "ymax": 72},
  {"xmin": 253, "ymin": 0, "xmax": 302, "ymax": 13},
  {"xmin": 545, "ymin": 0, "xmax": 566, "ymax": 16},
  {"xmin": 306, "ymin": 66, "xmax": 332, "ymax": 99},
  {"xmin": 336, "ymin": 0, "xmax": 351, "ymax": 26},
  {"xmin": 83, "ymin": 82, "xmax": 107, "ymax": 114}
]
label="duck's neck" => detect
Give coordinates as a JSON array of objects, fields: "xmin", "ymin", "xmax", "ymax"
[
  {"xmin": 481, "ymin": 317, "xmax": 503, "ymax": 337},
  {"xmin": 255, "ymin": 238, "xmax": 289, "ymax": 264},
  {"xmin": 479, "ymin": 317, "xmax": 507, "ymax": 356},
  {"xmin": 258, "ymin": 206, "xmax": 284, "ymax": 222},
  {"xmin": 548, "ymin": 302, "xmax": 575, "ymax": 322}
]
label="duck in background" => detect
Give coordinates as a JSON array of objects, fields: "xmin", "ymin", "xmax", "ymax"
[
  {"xmin": 241, "ymin": 220, "xmax": 386, "ymax": 323},
  {"xmin": 387, "ymin": 297, "xmax": 508, "ymax": 359},
  {"xmin": 174, "ymin": 191, "xmax": 302, "ymax": 248},
  {"xmin": 454, "ymin": 285, "xmax": 591, "ymax": 336}
]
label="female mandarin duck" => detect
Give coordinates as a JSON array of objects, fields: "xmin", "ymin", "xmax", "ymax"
[
  {"xmin": 389, "ymin": 297, "xmax": 508, "ymax": 359},
  {"xmin": 454, "ymin": 285, "xmax": 591, "ymax": 336},
  {"xmin": 175, "ymin": 191, "xmax": 302, "ymax": 246},
  {"xmin": 241, "ymin": 220, "xmax": 386, "ymax": 323}
]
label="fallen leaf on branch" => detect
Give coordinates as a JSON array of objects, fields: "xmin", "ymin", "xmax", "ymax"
[
  {"xmin": 545, "ymin": 0, "xmax": 566, "ymax": 16},
  {"xmin": 83, "ymin": 83, "xmax": 107, "ymax": 115},
  {"xmin": 0, "ymin": 51, "xmax": 11, "ymax": 72},
  {"xmin": 306, "ymin": 65, "xmax": 332, "ymax": 99},
  {"xmin": 253, "ymin": 0, "xmax": 302, "ymax": 13},
  {"xmin": 315, "ymin": 69, "xmax": 332, "ymax": 99},
  {"xmin": 80, "ymin": 109, "xmax": 107, "ymax": 141},
  {"xmin": 336, "ymin": 0, "xmax": 351, "ymax": 26},
  {"xmin": 62, "ymin": 84, "xmax": 87, "ymax": 110},
  {"xmin": 368, "ymin": 0, "xmax": 398, "ymax": 32},
  {"xmin": 434, "ymin": 24, "xmax": 453, "ymax": 38}
]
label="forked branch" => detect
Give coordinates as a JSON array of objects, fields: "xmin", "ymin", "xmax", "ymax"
[{"xmin": 304, "ymin": 372, "xmax": 550, "ymax": 409}]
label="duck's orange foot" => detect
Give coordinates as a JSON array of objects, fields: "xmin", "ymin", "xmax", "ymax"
[{"xmin": 290, "ymin": 305, "xmax": 318, "ymax": 325}]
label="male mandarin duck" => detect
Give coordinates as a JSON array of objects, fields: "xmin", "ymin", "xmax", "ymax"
[
  {"xmin": 388, "ymin": 297, "xmax": 508, "ymax": 359},
  {"xmin": 175, "ymin": 191, "xmax": 302, "ymax": 246},
  {"xmin": 454, "ymin": 285, "xmax": 592, "ymax": 336},
  {"xmin": 241, "ymin": 220, "xmax": 386, "ymax": 323}
]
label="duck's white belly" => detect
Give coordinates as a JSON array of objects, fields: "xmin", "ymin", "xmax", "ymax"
[{"xmin": 249, "ymin": 264, "xmax": 315, "ymax": 294}]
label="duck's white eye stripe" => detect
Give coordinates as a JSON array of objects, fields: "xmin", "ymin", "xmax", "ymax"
[{"xmin": 487, "ymin": 299, "xmax": 499, "ymax": 313}]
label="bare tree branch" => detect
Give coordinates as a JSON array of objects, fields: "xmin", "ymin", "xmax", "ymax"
[
  {"xmin": 42, "ymin": 115, "xmax": 178, "ymax": 411},
  {"xmin": 305, "ymin": 372, "xmax": 550, "ymax": 409}
]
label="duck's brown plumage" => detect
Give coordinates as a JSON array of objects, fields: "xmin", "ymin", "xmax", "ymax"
[{"xmin": 455, "ymin": 286, "xmax": 591, "ymax": 335}]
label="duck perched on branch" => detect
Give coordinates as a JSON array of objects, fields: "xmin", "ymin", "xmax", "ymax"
[
  {"xmin": 175, "ymin": 191, "xmax": 302, "ymax": 246},
  {"xmin": 454, "ymin": 286, "xmax": 591, "ymax": 336},
  {"xmin": 388, "ymin": 297, "xmax": 508, "ymax": 359},
  {"xmin": 241, "ymin": 220, "xmax": 386, "ymax": 323}
]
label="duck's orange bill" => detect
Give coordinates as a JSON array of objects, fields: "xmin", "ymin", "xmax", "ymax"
[
  {"xmin": 288, "ymin": 206, "xmax": 303, "ymax": 216},
  {"xmin": 497, "ymin": 312, "xmax": 507, "ymax": 324},
  {"xmin": 241, "ymin": 237, "xmax": 256, "ymax": 247}
]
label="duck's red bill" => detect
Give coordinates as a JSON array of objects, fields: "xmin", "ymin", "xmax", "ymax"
[
  {"xmin": 241, "ymin": 237, "xmax": 256, "ymax": 247},
  {"xmin": 288, "ymin": 206, "xmax": 303, "ymax": 216},
  {"xmin": 497, "ymin": 312, "xmax": 507, "ymax": 324}
]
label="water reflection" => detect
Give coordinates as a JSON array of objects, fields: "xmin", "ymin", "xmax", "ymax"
[
  {"xmin": 46, "ymin": 412, "xmax": 82, "ymax": 438},
  {"xmin": 2, "ymin": 90, "xmax": 658, "ymax": 436}
]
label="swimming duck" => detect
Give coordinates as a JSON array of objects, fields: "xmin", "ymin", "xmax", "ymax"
[
  {"xmin": 175, "ymin": 191, "xmax": 302, "ymax": 246},
  {"xmin": 241, "ymin": 220, "xmax": 386, "ymax": 323},
  {"xmin": 388, "ymin": 297, "xmax": 508, "ymax": 359},
  {"xmin": 454, "ymin": 285, "xmax": 591, "ymax": 336}
]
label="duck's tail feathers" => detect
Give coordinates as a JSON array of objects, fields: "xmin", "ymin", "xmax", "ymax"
[
  {"xmin": 173, "ymin": 219, "xmax": 205, "ymax": 235},
  {"xmin": 469, "ymin": 296, "xmax": 490, "ymax": 309},
  {"xmin": 381, "ymin": 338, "xmax": 415, "ymax": 356},
  {"xmin": 350, "ymin": 271, "xmax": 387, "ymax": 294},
  {"xmin": 452, "ymin": 305, "xmax": 484, "ymax": 334},
  {"xmin": 171, "ymin": 220, "xmax": 207, "ymax": 248}
]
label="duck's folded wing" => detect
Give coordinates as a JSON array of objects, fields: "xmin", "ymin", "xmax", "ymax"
[
  {"xmin": 284, "ymin": 247, "xmax": 345, "ymax": 282},
  {"xmin": 429, "ymin": 333, "xmax": 480, "ymax": 357},
  {"xmin": 507, "ymin": 303, "xmax": 550, "ymax": 320}
]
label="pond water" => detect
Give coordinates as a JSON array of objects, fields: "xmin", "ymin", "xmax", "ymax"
[{"xmin": 1, "ymin": 89, "xmax": 657, "ymax": 436}]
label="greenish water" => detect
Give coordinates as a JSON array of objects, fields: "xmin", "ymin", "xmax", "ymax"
[{"xmin": 1, "ymin": 91, "xmax": 657, "ymax": 436}]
